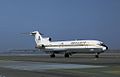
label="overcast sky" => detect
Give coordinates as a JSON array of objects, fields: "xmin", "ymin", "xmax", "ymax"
[{"xmin": 0, "ymin": 0, "xmax": 120, "ymax": 51}]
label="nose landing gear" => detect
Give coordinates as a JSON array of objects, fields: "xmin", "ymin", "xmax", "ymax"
[{"xmin": 95, "ymin": 53, "xmax": 100, "ymax": 58}]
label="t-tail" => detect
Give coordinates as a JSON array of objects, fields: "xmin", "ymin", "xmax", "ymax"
[
  {"xmin": 30, "ymin": 31, "xmax": 43, "ymax": 46},
  {"xmin": 30, "ymin": 31, "xmax": 51, "ymax": 48}
]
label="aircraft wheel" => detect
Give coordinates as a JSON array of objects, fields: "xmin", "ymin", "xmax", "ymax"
[
  {"xmin": 50, "ymin": 54, "xmax": 55, "ymax": 58},
  {"xmin": 95, "ymin": 55, "xmax": 99, "ymax": 58},
  {"xmin": 95, "ymin": 53, "xmax": 99, "ymax": 58},
  {"xmin": 65, "ymin": 53, "xmax": 69, "ymax": 58}
]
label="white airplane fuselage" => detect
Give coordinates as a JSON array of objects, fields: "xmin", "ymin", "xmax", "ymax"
[
  {"xmin": 36, "ymin": 40, "xmax": 106, "ymax": 53},
  {"xmin": 31, "ymin": 31, "xmax": 108, "ymax": 58}
]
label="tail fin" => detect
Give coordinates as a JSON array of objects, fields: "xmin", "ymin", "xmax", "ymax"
[{"xmin": 30, "ymin": 31, "xmax": 43, "ymax": 45}]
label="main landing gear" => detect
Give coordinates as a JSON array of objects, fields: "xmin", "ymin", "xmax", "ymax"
[
  {"xmin": 50, "ymin": 53, "xmax": 70, "ymax": 58},
  {"xmin": 50, "ymin": 53, "xmax": 55, "ymax": 58},
  {"xmin": 64, "ymin": 53, "xmax": 69, "ymax": 58}
]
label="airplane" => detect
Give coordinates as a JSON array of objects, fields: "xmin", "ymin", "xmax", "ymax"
[{"xmin": 30, "ymin": 31, "xmax": 108, "ymax": 58}]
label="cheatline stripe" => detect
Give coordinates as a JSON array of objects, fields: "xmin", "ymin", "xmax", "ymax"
[{"xmin": 38, "ymin": 44, "xmax": 100, "ymax": 47}]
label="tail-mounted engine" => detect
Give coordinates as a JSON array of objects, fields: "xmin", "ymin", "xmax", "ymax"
[
  {"xmin": 43, "ymin": 37, "xmax": 52, "ymax": 41},
  {"xmin": 35, "ymin": 44, "xmax": 45, "ymax": 49}
]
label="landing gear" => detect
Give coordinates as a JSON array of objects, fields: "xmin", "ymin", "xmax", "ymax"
[
  {"xmin": 50, "ymin": 53, "xmax": 55, "ymax": 58},
  {"xmin": 64, "ymin": 53, "xmax": 69, "ymax": 58},
  {"xmin": 95, "ymin": 53, "xmax": 100, "ymax": 58}
]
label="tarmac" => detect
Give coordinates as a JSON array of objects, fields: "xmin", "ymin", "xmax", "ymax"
[{"xmin": 0, "ymin": 52, "xmax": 120, "ymax": 77}]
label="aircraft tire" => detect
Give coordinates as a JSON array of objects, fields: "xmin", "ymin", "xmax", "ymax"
[
  {"xmin": 65, "ymin": 53, "xmax": 69, "ymax": 58},
  {"xmin": 95, "ymin": 55, "xmax": 99, "ymax": 58},
  {"xmin": 95, "ymin": 53, "xmax": 99, "ymax": 58},
  {"xmin": 50, "ymin": 54, "xmax": 55, "ymax": 58}
]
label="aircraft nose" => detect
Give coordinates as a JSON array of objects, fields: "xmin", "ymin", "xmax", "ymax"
[
  {"xmin": 105, "ymin": 45, "xmax": 108, "ymax": 50},
  {"xmin": 103, "ymin": 45, "xmax": 108, "ymax": 51}
]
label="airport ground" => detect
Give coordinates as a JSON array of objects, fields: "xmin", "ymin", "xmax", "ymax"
[{"xmin": 0, "ymin": 52, "xmax": 120, "ymax": 77}]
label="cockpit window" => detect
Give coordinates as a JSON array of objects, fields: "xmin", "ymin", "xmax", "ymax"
[
  {"xmin": 100, "ymin": 43, "xmax": 108, "ymax": 50},
  {"xmin": 100, "ymin": 43, "xmax": 106, "ymax": 46}
]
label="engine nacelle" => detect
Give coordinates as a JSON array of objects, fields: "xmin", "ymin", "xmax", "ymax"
[
  {"xmin": 35, "ymin": 44, "xmax": 45, "ymax": 49},
  {"xmin": 43, "ymin": 37, "xmax": 52, "ymax": 41}
]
